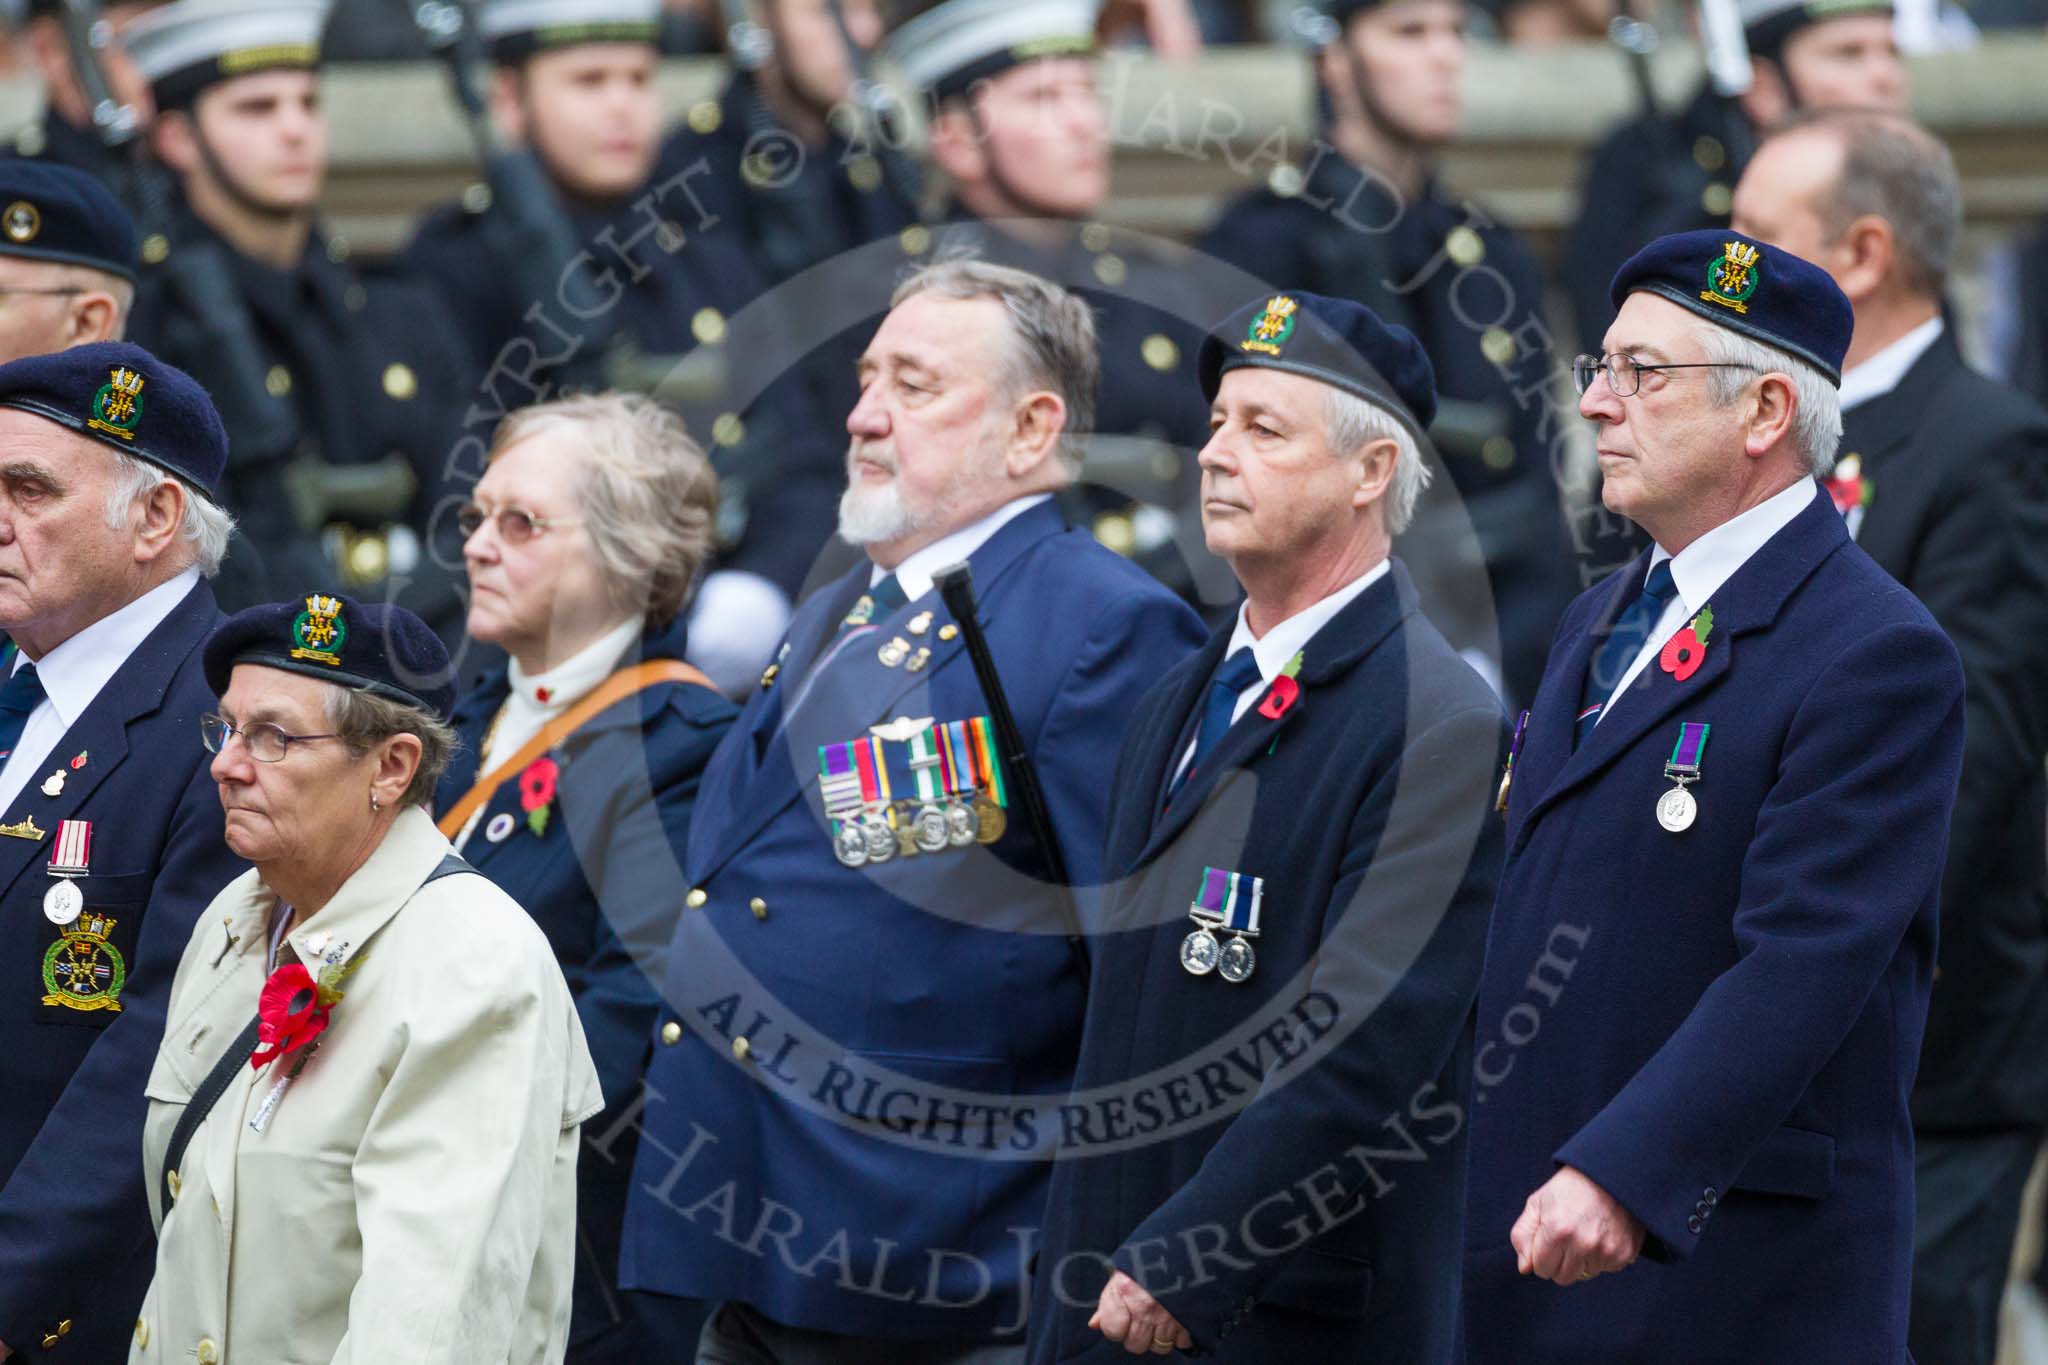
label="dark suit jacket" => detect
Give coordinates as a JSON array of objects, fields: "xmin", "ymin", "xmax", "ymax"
[
  {"xmin": 1463, "ymin": 489, "xmax": 1965, "ymax": 1363},
  {"xmin": 0, "ymin": 580, "xmax": 243, "ymax": 1362},
  {"xmin": 436, "ymin": 617, "xmax": 736, "ymax": 1348},
  {"xmin": 1025, "ymin": 561, "xmax": 1506, "ymax": 1363},
  {"xmin": 1842, "ymin": 331, "xmax": 2048, "ymax": 1132},
  {"xmin": 618, "ymin": 499, "xmax": 1207, "ymax": 1339}
]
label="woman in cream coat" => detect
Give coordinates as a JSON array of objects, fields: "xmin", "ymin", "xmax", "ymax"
[{"xmin": 131, "ymin": 593, "xmax": 602, "ymax": 1365}]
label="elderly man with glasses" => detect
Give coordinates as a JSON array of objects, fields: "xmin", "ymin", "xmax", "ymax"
[
  {"xmin": 1461, "ymin": 230, "xmax": 1966, "ymax": 1364},
  {"xmin": 0, "ymin": 341, "xmax": 244, "ymax": 1363}
]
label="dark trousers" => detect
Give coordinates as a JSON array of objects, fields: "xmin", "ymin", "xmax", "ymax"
[
  {"xmin": 696, "ymin": 1301, "xmax": 1026, "ymax": 1365},
  {"xmin": 1909, "ymin": 1128, "xmax": 2042, "ymax": 1365},
  {"xmin": 592, "ymin": 1290, "xmax": 714, "ymax": 1364}
]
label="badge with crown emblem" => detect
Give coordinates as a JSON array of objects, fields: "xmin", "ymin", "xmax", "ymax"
[
  {"xmin": 42, "ymin": 912, "xmax": 126, "ymax": 1012},
  {"xmin": 1241, "ymin": 295, "xmax": 1298, "ymax": 357},
  {"xmin": 289, "ymin": 593, "xmax": 347, "ymax": 666},
  {"xmin": 87, "ymin": 366, "xmax": 145, "ymax": 440},
  {"xmin": 1701, "ymin": 241, "xmax": 1762, "ymax": 316}
]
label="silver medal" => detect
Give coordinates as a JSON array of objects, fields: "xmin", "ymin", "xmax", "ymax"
[
  {"xmin": 1180, "ymin": 926, "xmax": 1220, "ymax": 975},
  {"xmin": 834, "ymin": 822, "xmax": 869, "ymax": 867},
  {"xmin": 42, "ymin": 878, "xmax": 82, "ymax": 926},
  {"xmin": 1656, "ymin": 785, "xmax": 1697, "ymax": 833},
  {"xmin": 1218, "ymin": 935, "xmax": 1258, "ymax": 983},
  {"xmin": 912, "ymin": 803, "xmax": 950, "ymax": 854},
  {"xmin": 861, "ymin": 813, "xmax": 897, "ymax": 862},
  {"xmin": 944, "ymin": 801, "xmax": 978, "ymax": 847}
]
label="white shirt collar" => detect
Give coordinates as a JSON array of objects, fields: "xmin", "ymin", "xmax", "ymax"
[
  {"xmin": 872, "ymin": 494, "xmax": 1054, "ymax": 602},
  {"xmin": 1839, "ymin": 316, "xmax": 1944, "ymax": 412},
  {"xmin": 22, "ymin": 568, "xmax": 200, "ymax": 729},
  {"xmin": 504, "ymin": 616, "xmax": 642, "ymax": 712},
  {"xmin": 1224, "ymin": 557, "xmax": 1391, "ymax": 686},
  {"xmin": 1652, "ymin": 477, "xmax": 1816, "ymax": 618}
]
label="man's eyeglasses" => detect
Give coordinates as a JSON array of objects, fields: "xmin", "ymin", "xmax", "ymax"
[
  {"xmin": 200, "ymin": 714, "xmax": 341, "ymax": 763},
  {"xmin": 1572, "ymin": 354, "xmax": 1759, "ymax": 397},
  {"xmin": 455, "ymin": 503, "xmax": 581, "ymax": 545}
]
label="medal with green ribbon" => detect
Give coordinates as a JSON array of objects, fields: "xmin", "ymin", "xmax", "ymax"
[{"xmin": 1657, "ymin": 722, "xmax": 1710, "ymax": 833}]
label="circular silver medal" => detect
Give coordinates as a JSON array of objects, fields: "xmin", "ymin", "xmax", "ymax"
[
  {"xmin": 43, "ymin": 878, "xmax": 82, "ymax": 926},
  {"xmin": 1218, "ymin": 935, "xmax": 1258, "ymax": 983},
  {"xmin": 1656, "ymin": 785, "xmax": 1697, "ymax": 833},
  {"xmin": 861, "ymin": 814, "xmax": 897, "ymax": 862},
  {"xmin": 1180, "ymin": 926, "xmax": 1220, "ymax": 975},
  {"xmin": 912, "ymin": 803, "xmax": 950, "ymax": 854},
  {"xmin": 944, "ymin": 801, "xmax": 978, "ymax": 847},
  {"xmin": 834, "ymin": 822, "xmax": 869, "ymax": 867}
]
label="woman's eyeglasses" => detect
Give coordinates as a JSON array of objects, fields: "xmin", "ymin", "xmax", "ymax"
[
  {"xmin": 456, "ymin": 504, "xmax": 581, "ymax": 545},
  {"xmin": 200, "ymin": 714, "xmax": 340, "ymax": 763}
]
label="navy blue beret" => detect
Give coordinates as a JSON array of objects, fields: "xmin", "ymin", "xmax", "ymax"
[
  {"xmin": 0, "ymin": 161, "xmax": 138, "ymax": 283},
  {"xmin": 204, "ymin": 591, "xmax": 456, "ymax": 720},
  {"xmin": 0, "ymin": 341, "xmax": 227, "ymax": 500},
  {"xmin": 1200, "ymin": 290, "xmax": 1438, "ymax": 431},
  {"xmin": 1609, "ymin": 229, "xmax": 1853, "ymax": 385}
]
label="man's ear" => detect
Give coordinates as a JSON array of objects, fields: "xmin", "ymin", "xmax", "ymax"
[
  {"xmin": 1736, "ymin": 56, "xmax": 1790, "ymax": 129},
  {"xmin": 1744, "ymin": 372, "xmax": 1799, "ymax": 459},
  {"xmin": 488, "ymin": 66, "xmax": 528, "ymax": 146},
  {"xmin": 63, "ymin": 290, "xmax": 123, "ymax": 347},
  {"xmin": 1006, "ymin": 390, "xmax": 1068, "ymax": 479},
  {"xmin": 927, "ymin": 102, "xmax": 987, "ymax": 186},
  {"xmin": 128, "ymin": 474, "xmax": 186, "ymax": 566},
  {"xmin": 150, "ymin": 109, "xmax": 200, "ymax": 176}
]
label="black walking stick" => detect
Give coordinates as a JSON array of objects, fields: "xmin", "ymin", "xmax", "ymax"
[{"xmin": 933, "ymin": 562, "xmax": 1089, "ymax": 986}]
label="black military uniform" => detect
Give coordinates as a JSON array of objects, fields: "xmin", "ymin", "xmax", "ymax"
[
  {"xmin": 1563, "ymin": 0, "xmax": 1896, "ymax": 354},
  {"xmin": 880, "ymin": 0, "xmax": 1217, "ymax": 595},
  {"xmin": 4, "ymin": 112, "xmax": 125, "ymax": 183},
  {"xmin": 401, "ymin": 1, "xmax": 847, "ymax": 605},
  {"xmin": 1204, "ymin": 156, "xmax": 1574, "ymax": 705},
  {"xmin": 673, "ymin": 69, "xmax": 920, "ymax": 296},
  {"xmin": 121, "ymin": 0, "xmax": 475, "ymax": 624}
]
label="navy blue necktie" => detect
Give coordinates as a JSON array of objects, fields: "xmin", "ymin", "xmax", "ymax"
[
  {"xmin": 1168, "ymin": 648, "xmax": 1261, "ymax": 802},
  {"xmin": 1577, "ymin": 560, "xmax": 1678, "ymax": 746},
  {"xmin": 836, "ymin": 573, "xmax": 906, "ymax": 644},
  {"xmin": 0, "ymin": 661, "xmax": 45, "ymax": 766}
]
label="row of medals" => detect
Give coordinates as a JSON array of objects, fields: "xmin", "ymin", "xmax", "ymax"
[
  {"xmin": 1181, "ymin": 918, "xmax": 1258, "ymax": 984},
  {"xmin": 834, "ymin": 793, "xmax": 1008, "ymax": 868}
]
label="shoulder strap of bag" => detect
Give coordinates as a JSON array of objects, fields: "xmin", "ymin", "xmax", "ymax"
[
  {"xmin": 158, "ymin": 855, "xmax": 478, "ymax": 1212},
  {"xmin": 435, "ymin": 658, "xmax": 713, "ymax": 840}
]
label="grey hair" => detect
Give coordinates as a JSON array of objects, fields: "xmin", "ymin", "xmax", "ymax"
[
  {"xmin": 101, "ymin": 448, "xmax": 234, "ymax": 576},
  {"xmin": 52, "ymin": 263, "xmax": 134, "ymax": 336},
  {"xmin": 488, "ymin": 391, "xmax": 719, "ymax": 628},
  {"xmin": 889, "ymin": 257, "xmax": 1099, "ymax": 476},
  {"xmin": 1772, "ymin": 109, "xmax": 1960, "ymax": 299},
  {"xmin": 322, "ymin": 683, "xmax": 458, "ymax": 810},
  {"xmin": 1693, "ymin": 324, "xmax": 1843, "ymax": 476},
  {"xmin": 1323, "ymin": 388, "xmax": 1433, "ymax": 534}
]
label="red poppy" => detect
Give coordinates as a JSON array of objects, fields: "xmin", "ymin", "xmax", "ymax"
[
  {"xmin": 518, "ymin": 757, "xmax": 559, "ymax": 812},
  {"xmin": 1660, "ymin": 627, "xmax": 1706, "ymax": 681},
  {"xmin": 250, "ymin": 963, "xmax": 330, "ymax": 1071},
  {"xmin": 1822, "ymin": 474, "xmax": 1862, "ymax": 517},
  {"xmin": 1257, "ymin": 675, "xmax": 1300, "ymax": 720}
]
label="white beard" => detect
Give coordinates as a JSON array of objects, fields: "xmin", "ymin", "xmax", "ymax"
[{"xmin": 837, "ymin": 478, "xmax": 927, "ymax": 546}]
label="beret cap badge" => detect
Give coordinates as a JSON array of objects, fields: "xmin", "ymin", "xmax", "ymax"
[
  {"xmin": 1241, "ymin": 295, "xmax": 1298, "ymax": 357},
  {"xmin": 288, "ymin": 594, "xmax": 347, "ymax": 666},
  {"xmin": 1702, "ymin": 240, "xmax": 1762, "ymax": 316},
  {"xmin": 87, "ymin": 366, "xmax": 145, "ymax": 441},
  {"xmin": 3, "ymin": 201, "xmax": 39, "ymax": 244}
]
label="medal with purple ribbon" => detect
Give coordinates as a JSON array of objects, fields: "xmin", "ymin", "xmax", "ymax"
[
  {"xmin": 1182, "ymin": 866, "xmax": 1265, "ymax": 982},
  {"xmin": 1657, "ymin": 722, "xmax": 1711, "ymax": 833},
  {"xmin": 818, "ymin": 741, "xmax": 870, "ymax": 866}
]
